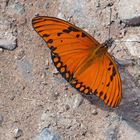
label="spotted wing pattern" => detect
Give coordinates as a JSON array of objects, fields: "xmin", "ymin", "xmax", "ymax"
[{"xmin": 32, "ymin": 16, "xmax": 122, "ymax": 108}]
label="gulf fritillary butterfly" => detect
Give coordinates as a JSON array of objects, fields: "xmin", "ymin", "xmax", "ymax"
[{"xmin": 32, "ymin": 16, "xmax": 122, "ymax": 108}]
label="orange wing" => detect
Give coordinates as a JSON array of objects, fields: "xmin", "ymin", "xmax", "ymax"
[{"xmin": 32, "ymin": 16, "xmax": 122, "ymax": 108}]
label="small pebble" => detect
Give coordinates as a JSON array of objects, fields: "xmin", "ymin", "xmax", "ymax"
[
  {"xmin": 81, "ymin": 128, "xmax": 87, "ymax": 136},
  {"xmin": 36, "ymin": 127, "xmax": 61, "ymax": 140},
  {"xmin": 10, "ymin": 95, "xmax": 15, "ymax": 101},
  {"xmin": 13, "ymin": 128, "xmax": 23, "ymax": 138},
  {"xmin": 45, "ymin": 2, "xmax": 50, "ymax": 9},
  {"xmin": 134, "ymin": 101, "xmax": 139, "ymax": 106},
  {"xmin": 65, "ymin": 104, "xmax": 70, "ymax": 111},
  {"xmin": 0, "ymin": 114, "xmax": 4, "ymax": 126},
  {"xmin": 15, "ymin": 49, "xmax": 25, "ymax": 60},
  {"xmin": 51, "ymin": 92, "xmax": 60, "ymax": 100},
  {"xmin": 0, "ymin": 48, "xmax": 3, "ymax": 52},
  {"xmin": 15, "ymin": 2, "xmax": 25, "ymax": 15},
  {"xmin": 73, "ymin": 94, "xmax": 83, "ymax": 108},
  {"xmin": 107, "ymin": 2, "xmax": 113, "ymax": 7},
  {"xmin": 96, "ymin": 0, "xmax": 100, "ymax": 7},
  {"xmin": 52, "ymin": 68, "xmax": 59, "ymax": 75},
  {"xmin": 45, "ymin": 59, "xmax": 49, "ymax": 70},
  {"xmin": 92, "ymin": 109, "xmax": 98, "ymax": 115}
]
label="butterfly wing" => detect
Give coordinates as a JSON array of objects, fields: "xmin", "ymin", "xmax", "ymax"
[
  {"xmin": 32, "ymin": 16, "xmax": 122, "ymax": 108},
  {"xmin": 74, "ymin": 52, "xmax": 122, "ymax": 108}
]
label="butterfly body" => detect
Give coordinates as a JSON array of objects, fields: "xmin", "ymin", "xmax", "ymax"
[{"xmin": 32, "ymin": 16, "xmax": 122, "ymax": 108}]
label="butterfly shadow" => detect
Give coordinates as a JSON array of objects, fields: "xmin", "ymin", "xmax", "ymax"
[
  {"xmin": 82, "ymin": 68, "xmax": 140, "ymax": 132},
  {"xmin": 82, "ymin": 92, "xmax": 140, "ymax": 132},
  {"xmin": 116, "ymin": 71, "xmax": 140, "ymax": 132}
]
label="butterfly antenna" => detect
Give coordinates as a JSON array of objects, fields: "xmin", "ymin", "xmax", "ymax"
[
  {"xmin": 108, "ymin": 7, "xmax": 112, "ymax": 39},
  {"xmin": 107, "ymin": 7, "xmax": 117, "ymax": 53},
  {"xmin": 103, "ymin": 7, "xmax": 114, "ymax": 50}
]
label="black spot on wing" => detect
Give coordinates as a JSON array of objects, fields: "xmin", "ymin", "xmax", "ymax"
[
  {"xmin": 63, "ymin": 26, "xmax": 80, "ymax": 34},
  {"xmin": 57, "ymin": 32, "xmax": 63, "ymax": 36},
  {"xmin": 110, "ymin": 75, "xmax": 113, "ymax": 81},
  {"xmin": 106, "ymin": 99, "xmax": 112, "ymax": 106},
  {"xmin": 43, "ymin": 34, "xmax": 50, "ymax": 37},
  {"xmin": 50, "ymin": 46, "xmax": 56, "ymax": 51},
  {"xmin": 76, "ymin": 34, "xmax": 80, "ymax": 38},
  {"xmin": 69, "ymin": 73, "xmax": 74, "ymax": 82},
  {"xmin": 104, "ymin": 94, "xmax": 107, "ymax": 100},
  {"xmin": 106, "ymin": 82, "xmax": 110, "ymax": 87},
  {"xmin": 112, "ymin": 67, "xmax": 116, "ymax": 76},
  {"xmin": 68, "ymin": 26, "xmax": 79, "ymax": 32},
  {"xmin": 99, "ymin": 91, "xmax": 103, "ymax": 97},
  {"xmin": 109, "ymin": 61, "xmax": 113, "ymax": 66},
  {"xmin": 38, "ymin": 30, "xmax": 45, "ymax": 33},
  {"xmin": 110, "ymin": 66, "xmax": 116, "ymax": 81},
  {"xmin": 47, "ymin": 39, "xmax": 53, "ymax": 44},
  {"xmin": 108, "ymin": 67, "xmax": 111, "ymax": 71},
  {"xmin": 82, "ymin": 32, "xmax": 86, "ymax": 37},
  {"xmin": 93, "ymin": 89, "xmax": 98, "ymax": 95},
  {"xmin": 63, "ymin": 29, "xmax": 71, "ymax": 33}
]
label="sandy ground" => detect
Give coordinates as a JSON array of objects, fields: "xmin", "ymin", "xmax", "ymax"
[{"xmin": 0, "ymin": 0, "xmax": 140, "ymax": 140}]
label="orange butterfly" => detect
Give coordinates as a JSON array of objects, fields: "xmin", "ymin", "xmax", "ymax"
[{"xmin": 32, "ymin": 16, "xmax": 122, "ymax": 108}]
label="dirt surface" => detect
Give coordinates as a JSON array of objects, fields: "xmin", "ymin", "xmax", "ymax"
[{"xmin": 0, "ymin": 0, "xmax": 140, "ymax": 140}]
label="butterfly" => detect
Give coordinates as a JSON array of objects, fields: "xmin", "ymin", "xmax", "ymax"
[{"xmin": 32, "ymin": 16, "xmax": 122, "ymax": 108}]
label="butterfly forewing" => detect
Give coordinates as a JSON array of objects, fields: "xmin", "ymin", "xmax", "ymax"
[{"xmin": 32, "ymin": 16, "xmax": 122, "ymax": 108}]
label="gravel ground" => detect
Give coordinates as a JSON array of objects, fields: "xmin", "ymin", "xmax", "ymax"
[{"xmin": 0, "ymin": 0, "xmax": 140, "ymax": 140}]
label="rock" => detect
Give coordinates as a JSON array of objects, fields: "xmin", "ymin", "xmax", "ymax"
[
  {"xmin": 91, "ymin": 109, "xmax": 98, "ymax": 115},
  {"xmin": 121, "ymin": 16, "xmax": 140, "ymax": 27},
  {"xmin": 45, "ymin": 2, "xmax": 50, "ymax": 9},
  {"xmin": 73, "ymin": 94, "xmax": 84, "ymax": 108},
  {"xmin": 36, "ymin": 128, "xmax": 61, "ymax": 140},
  {"xmin": 14, "ymin": 2, "xmax": 25, "ymax": 15},
  {"xmin": 13, "ymin": 128, "xmax": 23, "ymax": 138},
  {"xmin": 0, "ymin": 38, "xmax": 17, "ymax": 50},
  {"xmin": 52, "ymin": 67, "xmax": 59, "ymax": 75},
  {"xmin": 0, "ymin": 17, "xmax": 17, "ymax": 50},
  {"xmin": 118, "ymin": 0, "xmax": 140, "ymax": 20}
]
